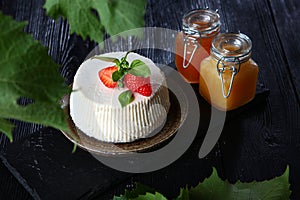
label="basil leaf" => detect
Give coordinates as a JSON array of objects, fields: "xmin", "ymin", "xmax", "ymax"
[
  {"xmin": 112, "ymin": 70, "xmax": 124, "ymax": 82},
  {"xmin": 118, "ymin": 90, "xmax": 134, "ymax": 107},
  {"xmin": 118, "ymin": 80, "xmax": 124, "ymax": 88},
  {"xmin": 92, "ymin": 56, "xmax": 120, "ymax": 65},
  {"xmin": 120, "ymin": 60, "xmax": 130, "ymax": 69},
  {"xmin": 129, "ymin": 60, "xmax": 151, "ymax": 77}
]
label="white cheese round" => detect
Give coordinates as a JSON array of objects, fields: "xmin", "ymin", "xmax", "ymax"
[{"xmin": 70, "ymin": 52, "xmax": 170, "ymax": 143}]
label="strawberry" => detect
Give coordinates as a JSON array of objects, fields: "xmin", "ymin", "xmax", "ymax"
[
  {"xmin": 93, "ymin": 52, "xmax": 152, "ymax": 106},
  {"xmin": 136, "ymin": 83, "xmax": 152, "ymax": 97},
  {"xmin": 98, "ymin": 66, "xmax": 118, "ymax": 88},
  {"xmin": 124, "ymin": 73, "xmax": 152, "ymax": 96},
  {"xmin": 124, "ymin": 74, "xmax": 150, "ymax": 91}
]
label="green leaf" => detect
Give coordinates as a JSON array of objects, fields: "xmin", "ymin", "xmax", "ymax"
[
  {"xmin": 118, "ymin": 80, "xmax": 124, "ymax": 88},
  {"xmin": 174, "ymin": 187, "xmax": 190, "ymax": 200},
  {"xmin": 92, "ymin": 0, "xmax": 147, "ymax": 36},
  {"xmin": 112, "ymin": 70, "xmax": 125, "ymax": 82},
  {"xmin": 113, "ymin": 183, "xmax": 156, "ymax": 200},
  {"xmin": 232, "ymin": 166, "xmax": 291, "ymax": 200},
  {"xmin": 44, "ymin": 0, "xmax": 146, "ymax": 43},
  {"xmin": 0, "ymin": 12, "xmax": 70, "ymax": 140},
  {"xmin": 92, "ymin": 56, "xmax": 120, "ymax": 65},
  {"xmin": 129, "ymin": 60, "xmax": 151, "ymax": 77},
  {"xmin": 188, "ymin": 167, "xmax": 290, "ymax": 200},
  {"xmin": 44, "ymin": 0, "xmax": 104, "ymax": 42},
  {"xmin": 115, "ymin": 167, "xmax": 290, "ymax": 200},
  {"xmin": 118, "ymin": 90, "xmax": 134, "ymax": 107},
  {"xmin": 132, "ymin": 192, "xmax": 168, "ymax": 200},
  {"xmin": 0, "ymin": 118, "xmax": 14, "ymax": 142},
  {"xmin": 189, "ymin": 168, "xmax": 232, "ymax": 200}
]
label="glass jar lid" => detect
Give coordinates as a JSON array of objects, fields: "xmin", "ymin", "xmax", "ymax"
[
  {"xmin": 211, "ymin": 33, "xmax": 252, "ymax": 63},
  {"xmin": 182, "ymin": 9, "xmax": 220, "ymax": 37}
]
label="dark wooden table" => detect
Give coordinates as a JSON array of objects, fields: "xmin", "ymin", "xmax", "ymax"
[{"xmin": 0, "ymin": 0, "xmax": 300, "ymax": 199}]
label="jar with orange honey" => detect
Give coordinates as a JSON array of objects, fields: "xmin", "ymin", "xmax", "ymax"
[
  {"xmin": 175, "ymin": 9, "xmax": 220, "ymax": 83},
  {"xmin": 199, "ymin": 33, "xmax": 259, "ymax": 111}
]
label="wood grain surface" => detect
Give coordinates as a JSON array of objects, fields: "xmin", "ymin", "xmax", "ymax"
[{"xmin": 0, "ymin": 0, "xmax": 299, "ymax": 199}]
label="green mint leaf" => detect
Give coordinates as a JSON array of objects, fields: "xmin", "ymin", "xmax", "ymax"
[
  {"xmin": 118, "ymin": 80, "xmax": 124, "ymax": 88},
  {"xmin": 129, "ymin": 60, "xmax": 151, "ymax": 77},
  {"xmin": 124, "ymin": 51, "xmax": 133, "ymax": 60},
  {"xmin": 112, "ymin": 70, "xmax": 125, "ymax": 82},
  {"xmin": 92, "ymin": 56, "xmax": 120, "ymax": 65},
  {"xmin": 118, "ymin": 90, "xmax": 134, "ymax": 107},
  {"xmin": 0, "ymin": 118, "xmax": 15, "ymax": 142},
  {"xmin": 120, "ymin": 60, "xmax": 130, "ymax": 69},
  {"xmin": 44, "ymin": 0, "xmax": 146, "ymax": 43},
  {"xmin": 0, "ymin": 12, "xmax": 70, "ymax": 141}
]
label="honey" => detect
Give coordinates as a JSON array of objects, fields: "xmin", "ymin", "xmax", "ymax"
[
  {"xmin": 199, "ymin": 33, "xmax": 259, "ymax": 111},
  {"xmin": 175, "ymin": 9, "xmax": 220, "ymax": 83}
]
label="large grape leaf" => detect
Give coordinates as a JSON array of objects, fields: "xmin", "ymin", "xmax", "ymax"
[
  {"xmin": 0, "ymin": 12, "xmax": 70, "ymax": 141},
  {"xmin": 174, "ymin": 187, "xmax": 189, "ymax": 200},
  {"xmin": 115, "ymin": 167, "xmax": 290, "ymax": 200},
  {"xmin": 132, "ymin": 192, "xmax": 167, "ymax": 200},
  {"xmin": 43, "ymin": 0, "xmax": 147, "ymax": 43},
  {"xmin": 188, "ymin": 167, "xmax": 291, "ymax": 200}
]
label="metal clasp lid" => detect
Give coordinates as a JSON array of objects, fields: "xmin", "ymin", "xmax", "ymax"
[
  {"xmin": 211, "ymin": 32, "xmax": 252, "ymax": 98},
  {"xmin": 181, "ymin": 9, "xmax": 220, "ymax": 69},
  {"xmin": 183, "ymin": 34, "xmax": 201, "ymax": 69},
  {"xmin": 217, "ymin": 57, "xmax": 241, "ymax": 98}
]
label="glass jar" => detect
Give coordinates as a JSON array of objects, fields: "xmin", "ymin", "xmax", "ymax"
[
  {"xmin": 199, "ymin": 33, "xmax": 259, "ymax": 111},
  {"xmin": 175, "ymin": 9, "xmax": 220, "ymax": 83}
]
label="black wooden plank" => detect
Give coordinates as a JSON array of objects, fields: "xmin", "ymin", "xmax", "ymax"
[
  {"xmin": 1, "ymin": 0, "xmax": 300, "ymax": 199},
  {"xmin": 268, "ymin": 0, "xmax": 300, "ymax": 103},
  {"xmin": 90, "ymin": 0, "xmax": 279, "ymax": 199},
  {"xmin": 215, "ymin": 0, "xmax": 300, "ymax": 199},
  {"xmin": 0, "ymin": 162, "xmax": 32, "ymax": 200},
  {"xmin": 92, "ymin": 0, "xmax": 300, "ymax": 198},
  {"xmin": 1, "ymin": 128, "xmax": 131, "ymax": 200},
  {"xmin": 0, "ymin": 76, "xmax": 269, "ymax": 200}
]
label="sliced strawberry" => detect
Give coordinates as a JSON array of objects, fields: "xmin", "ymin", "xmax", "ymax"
[
  {"xmin": 136, "ymin": 83, "xmax": 152, "ymax": 97},
  {"xmin": 124, "ymin": 73, "xmax": 150, "ymax": 92},
  {"xmin": 98, "ymin": 66, "xmax": 118, "ymax": 88}
]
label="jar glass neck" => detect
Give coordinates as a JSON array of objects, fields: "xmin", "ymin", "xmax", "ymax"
[
  {"xmin": 211, "ymin": 50, "xmax": 251, "ymax": 64},
  {"xmin": 182, "ymin": 25, "xmax": 220, "ymax": 38},
  {"xmin": 182, "ymin": 9, "xmax": 220, "ymax": 38},
  {"xmin": 210, "ymin": 33, "xmax": 252, "ymax": 63}
]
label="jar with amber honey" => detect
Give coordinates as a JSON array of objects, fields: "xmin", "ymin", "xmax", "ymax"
[
  {"xmin": 175, "ymin": 9, "xmax": 220, "ymax": 83},
  {"xmin": 199, "ymin": 33, "xmax": 258, "ymax": 111}
]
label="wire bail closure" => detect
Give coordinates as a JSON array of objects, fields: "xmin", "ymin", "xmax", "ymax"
[
  {"xmin": 217, "ymin": 57, "xmax": 241, "ymax": 98},
  {"xmin": 181, "ymin": 8, "xmax": 220, "ymax": 69},
  {"xmin": 183, "ymin": 33, "xmax": 201, "ymax": 69}
]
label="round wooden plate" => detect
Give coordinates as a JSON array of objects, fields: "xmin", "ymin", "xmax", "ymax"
[{"xmin": 61, "ymin": 90, "xmax": 185, "ymax": 155}]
